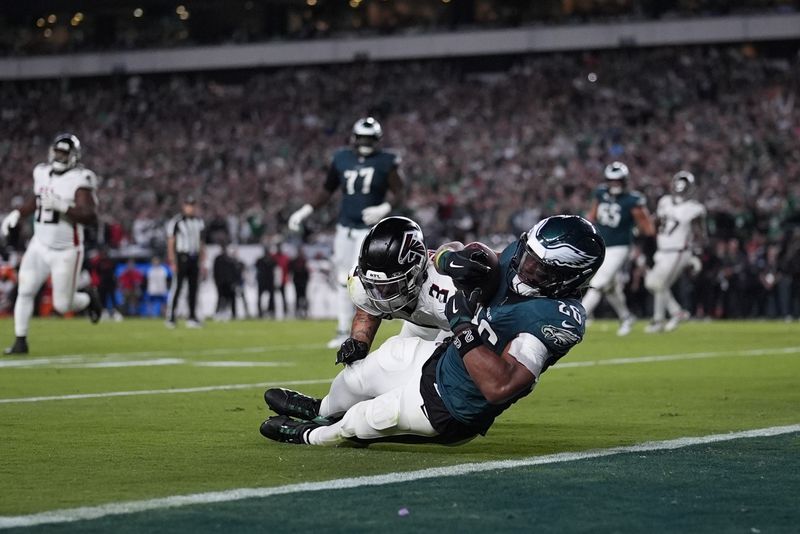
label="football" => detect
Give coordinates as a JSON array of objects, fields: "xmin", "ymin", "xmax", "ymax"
[{"xmin": 463, "ymin": 241, "xmax": 501, "ymax": 304}]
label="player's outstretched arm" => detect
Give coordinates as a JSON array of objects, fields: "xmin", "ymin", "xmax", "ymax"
[
  {"xmin": 633, "ymin": 205, "xmax": 656, "ymax": 237},
  {"xmin": 335, "ymin": 308, "xmax": 381, "ymax": 365}
]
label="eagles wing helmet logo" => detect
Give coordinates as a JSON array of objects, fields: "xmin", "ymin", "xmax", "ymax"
[
  {"xmin": 541, "ymin": 325, "xmax": 581, "ymax": 347},
  {"xmin": 543, "ymin": 243, "xmax": 598, "ymax": 269},
  {"xmin": 397, "ymin": 231, "xmax": 426, "ymax": 265}
]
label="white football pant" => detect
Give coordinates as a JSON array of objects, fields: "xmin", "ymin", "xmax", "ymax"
[
  {"xmin": 582, "ymin": 245, "xmax": 632, "ymax": 319},
  {"xmin": 333, "ymin": 224, "xmax": 371, "ymax": 335},
  {"xmin": 309, "ymin": 336, "xmax": 439, "ymax": 446},
  {"xmin": 14, "ymin": 237, "xmax": 90, "ymax": 336},
  {"xmin": 645, "ymin": 250, "xmax": 691, "ymax": 322}
]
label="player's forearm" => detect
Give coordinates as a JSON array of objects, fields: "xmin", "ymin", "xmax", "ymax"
[
  {"xmin": 309, "ymin": 189, "xmax": 334, "ymax": 210},
  {"xmin": 18, "ymin": 196, "xmax": 37, "ymax": 218},
  {"xmin": 462, "ymin": 347, "xmax": 523, "ymax": 404},
  {"xmin": 350, "ymin": 308, "xmax": 381, "ymax": 348},
  {"xmin": 66, "ymin": 206, "xmax": 97, "ymax": 225}
]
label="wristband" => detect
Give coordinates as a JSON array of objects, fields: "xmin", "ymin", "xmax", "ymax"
[
  {"xmin": 433, "ymin": 249, "xmax": 450, "ymax": 271},
  {"xmin": 453, "ymin": 326, "xmax": 482, "ymax": 358}
]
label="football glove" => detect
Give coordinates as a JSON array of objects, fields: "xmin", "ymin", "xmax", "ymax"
[
  {"xmin": 40, "ymin": 192, "xmax": 70, "ymax": 214},
  {"xmin": 335, "ymin": 337, "xmax": 370, "ymax": 366},
  {"xmin": 288, "ymin": 204, "xmax": 314, "ymax": 233},
  {"xmin": 445, "ymin": 288, "xmax": 481, "ymax": 334},
  {"xmin": 435, "ymin": 248, "xmax": 492, "ymax": 291},
  {"xmin": 1, "ymin": 209, "xmax": 20, "ymax": 237},
  {"xmin": 361, "ymin": 202, "xmax": 391, "ymax": 226},
  {"xmin": 640, "ymin": 235, "xmax": 657, "ymax": 268}
]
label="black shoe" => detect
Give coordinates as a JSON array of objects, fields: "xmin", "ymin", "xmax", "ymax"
[
  {"xmin": 259, "ymin": 415, "xmax": 320, "ymax": 444},
  {"xmin": 4, "ymin": 337, "xmax": 28, "ymax": 355},
  {"xmin": 84, "ymin": 287, "xmax": 102, "ymax": 324},
  {"xmin": 264, "ymin": 388, "xmax": 322, "ymax": 421}
]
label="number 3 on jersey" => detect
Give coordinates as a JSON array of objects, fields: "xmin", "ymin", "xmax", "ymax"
[{"xmin": 344, "ymin": 167, "xmax": 375, "ymax": 195}]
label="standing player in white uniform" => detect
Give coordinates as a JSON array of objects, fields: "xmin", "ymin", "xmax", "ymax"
[
  {"xmin": 644, "ymin": 171, "xmax": 706, "ymax": 333},
  {"xmin": 1, "ymin": 134, "xmax": 102, "ymax": 355},
  {"xmin": 287, "ymin": 118, "xmax": 405, "ymax": 349}
]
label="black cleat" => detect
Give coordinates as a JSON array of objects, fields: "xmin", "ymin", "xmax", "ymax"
[
  {"xmin": 4, "ymin": 337, "xmax": 28, "ymax": 355},
  {"xmin": 84, "ymin": 287, "xmax": 102, "ymax": 324},
  {"xmin": 259, "ymin": 415, "xmax": 320, "ymax": 445},
  {"xmin": 264, "ymin": 388, "xmax": 322, "ymax": 421}
]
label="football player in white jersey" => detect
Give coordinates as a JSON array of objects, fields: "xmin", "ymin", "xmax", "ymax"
[
  {"xmin": 1, "ymin": 134, "xmax": 102, "ymax": 355},
  {"xmin": 644, "ymin": 171, "xmax": 706, "ymax": 333},
  {"xmin": 331, "ymin": 216, "xmax": 460, "ymax": 366}
]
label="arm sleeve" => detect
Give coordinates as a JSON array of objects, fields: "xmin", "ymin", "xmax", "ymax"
[{"xmin": 506, "ymin": 332, "xmax": 550, "ymax": 378}]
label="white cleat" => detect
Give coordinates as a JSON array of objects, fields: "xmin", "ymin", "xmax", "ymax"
[
  {"xmin": 665, "ymin": 310, "xmax": 690, "ymax": 332},
  {"xmin": 186, "ymin": 319, "xmax": 203, "ymax": 329},
  {"xmin": 644, "ymin": 321, "xmax": 665, "ymax": 334},
  {"xmin": 617, "ymin": 316, "xmax": 635, "ymax": 337}
]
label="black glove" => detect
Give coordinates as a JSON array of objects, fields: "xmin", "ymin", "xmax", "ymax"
[
  {"xmin": 640, "ymin": 235, "xmax": 657, "ymax": 268},
  {"xmin": 445, "ymin": 288, "xmax": 481, "ymax": 333},
  {"xmin": 436, "ymin": 249, "xmax": 492, "ymax": 291},
  {"xmin": 335, "ymin": 337, "xmax": 370, "ymax": 366}
]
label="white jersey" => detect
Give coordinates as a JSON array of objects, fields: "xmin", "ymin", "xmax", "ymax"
[
  {"xmin": 32, "ymin": 163, "xmax": 98, "ymax": 249},
  {"xmin": 655, "ymin": 195, "xmax": 705, "ymax": 251},
  {"xmin": 348, "ymin": 257, "xmax": 455, "ymax": 335}
]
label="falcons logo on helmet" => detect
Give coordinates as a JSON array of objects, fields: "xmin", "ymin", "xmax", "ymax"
[{"xmin": 397, "ymin": 231, "xmax": 426, "ymax": 265}]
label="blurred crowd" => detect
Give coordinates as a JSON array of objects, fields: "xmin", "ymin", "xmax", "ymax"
[{"xmin": 1, "ymin": 42, "xmax": 800, "ymax": 319}]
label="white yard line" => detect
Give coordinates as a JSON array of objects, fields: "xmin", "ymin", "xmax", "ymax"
[
  {"xmin": 1, "ymin": 345, "xmax": 798, "ymax": 405},
  {"xmin": 0, "ymin": 379, "xmax": 333, "ymax": 404},
  {"xmin": 0, "ymin": 424, "xmax": 797, "ymax": 530}
]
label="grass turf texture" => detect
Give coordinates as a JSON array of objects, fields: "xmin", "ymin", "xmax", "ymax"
[{"xmin": 0, "ymin": 318, "xmax": 798, "ymax": 526}]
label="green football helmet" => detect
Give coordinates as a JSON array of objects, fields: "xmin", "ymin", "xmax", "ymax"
[{"xmin": 509, "ymin": 215, "xmax": 606, "ymax": 298}]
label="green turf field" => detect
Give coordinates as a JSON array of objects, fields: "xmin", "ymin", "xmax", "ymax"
[{"xmin": 0, "ymin": 317, "xmax": 798, "ymax": 532}]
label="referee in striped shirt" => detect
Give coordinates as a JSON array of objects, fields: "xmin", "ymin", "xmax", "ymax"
[{"xmin": 166, "ymin": 196, "xmax": 206, "ymax": 328}]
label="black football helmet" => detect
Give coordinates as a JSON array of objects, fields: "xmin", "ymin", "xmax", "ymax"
[
  {"xmin": 604, "ymin": 161, "xmax": 629, "ymax": 195},
  {"xmin": 509, "ymin": 215, "xmax": 605, "ymax": 298},
  {"xmin": 671, "ymin": 170, "xmax": 696, "ymax": 201},
  {"xmin": 48, "ymin": 133, "xmax": 81, "ymax": 173},
  {"xmin": 357, "ymin": 216, "xmax": 427, "ymax": 314},
  {"xmin": 351, "ymin": 117, "xmax": 382, "ymax": 157}
]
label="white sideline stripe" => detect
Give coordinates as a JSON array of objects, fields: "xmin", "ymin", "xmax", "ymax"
[
  {"xmin": 194, "ymin": 361, "xmax": 295, "ymax": 368},
  {"xmin": 0, "ymin": 344, "xmax": 327, "ymax": 367},
  {"xmin": 1, "ymin": 345, "xmax": 798, "ymax": 405},
  {"xmin": 1, "ymin": 424, "xmax": 797, "ymax": 530},
  {"xmin": 0, "ymin": 379, "xmax": 333, "ymax": 405},
  {"xmin": 55, "ymin": 359, "xmax": 186, "ymax": 369},
  {"xmin": 559, "ymin": 345, "xmax": 800, "ymax": 368}
]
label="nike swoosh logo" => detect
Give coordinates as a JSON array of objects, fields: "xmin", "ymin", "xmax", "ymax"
[
  {"xmin": 449, "ymin": 262, "xmax": 464, "ymax": 269},
  {"xmin": 451, "ymin": 303, "xmax": 459, "ymax": 313},
  {"xmin": 561, "ymin": 321, "xmax": 575, "ymax": 329}
]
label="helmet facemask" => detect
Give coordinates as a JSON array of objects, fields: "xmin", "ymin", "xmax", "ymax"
[
  {"xmin": 604, "ymin": 161, "xmax": 629, "ymax": 195},
  {"xmin": 48, "ymin": 135, "xmax": 81, "ymax": 173},
  {"xmin": 671, "ymin": 171, "xmax": 696, "ymax": 202},
  {"xmin": 351, "ymin": 117, "xmax": 382, "ymax": 157},
  {"xmin": 358, "ymin": 262, "xmax": 424, "ymax": 314}
]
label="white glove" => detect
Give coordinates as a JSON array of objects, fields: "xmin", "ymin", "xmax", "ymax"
[
  {"xmin": 1, "ymin": 209, "xmax": 20, "ymax": 237},
  {"xmin": 361, "ymin": 202, "xmax": 391, "ymax": 226},
  {"xmin": 40, "ymin": 192, "xmax": 71, "ymax": 213},
  {"xmin": 288, "ymin": 204, "xmax": 314, "ymax": 233},
  {"xmin": 688, "ymin": 255, "xmax": 703, "ymax": 276}
]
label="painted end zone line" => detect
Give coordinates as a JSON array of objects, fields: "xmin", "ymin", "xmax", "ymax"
[{"xmin": 1, "ymin": 424, "xmax": 797, "ymax": 530}]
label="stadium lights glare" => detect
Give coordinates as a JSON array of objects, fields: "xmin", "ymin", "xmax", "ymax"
[
  {"xmin": 179, "ymin": 11, "xmax": 190, "ymax": 20},
  {"xmin": 307, "ymin": 0, "xmax": 317, "ymax": 6},
  {"xmin": 588, "ymin": 72, "xmax": 598, "ymax": 83},
  {"xmin": 36, "ymin": 18, "xmax": 45, "ymax": 28},
  {"xmin": 176, "ymin": 5, "xmax": 187, "ymax": 15},
  {"xmin": 47, "ymin": 14, "xmax": 57, "ymax": 24},
  {"xmin": 134, "ymin": 8, "xmax": 144, "ymax": 18},
  {"xmin": 44, "ymin": 28, "xmax": 53, "ymax": 38}
]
